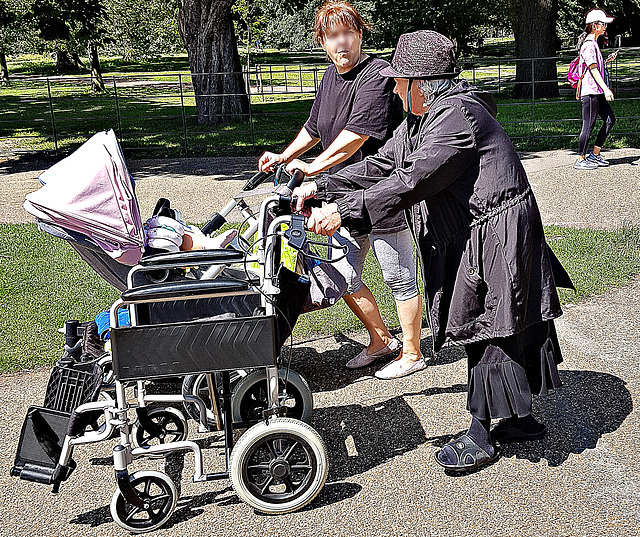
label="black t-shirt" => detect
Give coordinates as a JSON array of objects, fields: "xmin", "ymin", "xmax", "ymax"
[{"xmin": 304, "ymin": 55, "xmax": 403, "ymax": 175}]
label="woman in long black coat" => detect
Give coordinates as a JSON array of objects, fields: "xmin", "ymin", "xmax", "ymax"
[{"xmin": 302, "ymin": 30, "xmax": 572, "ymax": 472}]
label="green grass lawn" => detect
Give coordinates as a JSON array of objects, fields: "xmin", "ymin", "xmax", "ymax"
[
  {"xmin": 1, "ymin": 50, "xmax": 639, "ymax": 158},
  {"xmin": 2, "ymin": 223, "xmax": 639, "ymax": 373}
]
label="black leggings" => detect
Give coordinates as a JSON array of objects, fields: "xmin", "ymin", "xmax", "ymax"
[{"xmin": 578, "ymin": 94, "xmax": 615, "ymax": 156}]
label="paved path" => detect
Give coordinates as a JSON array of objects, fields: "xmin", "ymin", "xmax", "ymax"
[
  {"xmin": 2, "ymin": 148, "xmax": 639, "ymax": 228},
  {"xmin": 0, "ymin": 149, "xmax": 639, "ymax": 536}
]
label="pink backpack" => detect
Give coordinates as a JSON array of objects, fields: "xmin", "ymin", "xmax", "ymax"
[{"xmin": 567, "ymin": 56, "xmax": 583, "ymax": 89}]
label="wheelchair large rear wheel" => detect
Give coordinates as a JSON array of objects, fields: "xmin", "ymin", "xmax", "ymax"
[
  {"xmin": 231, "ymin": 369, "xmax": 313, "ymax": 424},
  {"xmin": 229, "ymin": 417, "xmax": 328, "ymax": 514},
  {"xmin": 110, "ymin": 470, "xmax": 177, "ymax": 533},
  {"xmin": 181, "ymin": 370, "xmax": 247, "ymax": 427}
]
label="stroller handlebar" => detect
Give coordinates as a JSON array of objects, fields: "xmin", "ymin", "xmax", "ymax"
[{"xmin": 274, "ymin": 167, "xmax": 305, "ymax": 197}]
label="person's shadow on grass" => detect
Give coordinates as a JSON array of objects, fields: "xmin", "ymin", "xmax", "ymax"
[{"xmin": 427, "ymin": 369, "xmax": 632, "ymax": 469}]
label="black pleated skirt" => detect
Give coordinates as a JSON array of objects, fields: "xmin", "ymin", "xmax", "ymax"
[{"xmin": 465, "ymin": 320, "xmax": 563, "ymax": 420}]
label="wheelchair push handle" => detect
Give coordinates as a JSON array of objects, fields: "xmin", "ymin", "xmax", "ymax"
[{"xmin": 242, "ymin": 169, "xmax": 272, "ymax": 192}]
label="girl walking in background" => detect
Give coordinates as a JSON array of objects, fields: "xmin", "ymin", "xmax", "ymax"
[{"xmin": 574, "ymin": 8, "xmax": 617, "ymax": 170}]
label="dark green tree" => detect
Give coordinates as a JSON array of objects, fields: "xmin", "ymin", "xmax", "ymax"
[
  {"xmin": 0, "ymin": 0, "xmax": 19, "ymax": 84},
  {"xmin": 31, "ymin": 0, "xmax": 109, "ymax": 90},
  {"xmin": 104, "ymin": 0, "xmax": 183, "ymax": 59}
]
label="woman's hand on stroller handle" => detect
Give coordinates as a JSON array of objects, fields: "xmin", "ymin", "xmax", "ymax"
[
  {"xmin": 291, "ymin": 181, "xmax": 319, "ymax": 213},
  {"xmin": 284, "ymin": 213, "xmax": 349, "ymax": 262},
  {"xmin": 307, "ymin": 203, "xmax": 342, "ymax": 236},
  {"xmin": 258, "ymin": 151, "xmax": 286, "ymax": 172}
]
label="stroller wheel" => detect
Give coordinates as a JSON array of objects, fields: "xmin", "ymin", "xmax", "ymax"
[
  {"xmin": 182, "ymin": 370, "xmax": 247, "ymax": 427},
  {"xmin": 131, "ymin": 407, "xmax": 188, "ymax": 457},
  {"xmin": 231, "ymin": 369, "xmax": 313, "ymax": 425},
  {"xmin": 110, "ymin": 470, "xmax": 177, "ymax": 533},
  {"xmin": 230, "ymin": 417, "xmax": 328, "ymax": 514}
]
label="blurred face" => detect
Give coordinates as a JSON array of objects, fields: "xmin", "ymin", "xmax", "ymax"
[
  {"xmin": 321, "ymin": 26, "xmax": 363, "ymax": 74},
  {"xmin": 393, "ymin": 78, "xmax": 427, "ymax": 115}
]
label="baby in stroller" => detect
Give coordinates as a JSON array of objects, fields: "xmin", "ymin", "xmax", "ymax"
[{"xmin": 12, "ymin": 129, "xmax": 347, "ymax": 532}]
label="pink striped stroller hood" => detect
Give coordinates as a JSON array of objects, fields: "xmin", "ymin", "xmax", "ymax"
[{"xmin": 24, "ymin": 130, "xmax": 144, "ymax": 265}]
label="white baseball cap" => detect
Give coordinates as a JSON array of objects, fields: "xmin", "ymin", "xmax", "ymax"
[{"xmin": 585, "ymin": 9, "xmax": 614, "ymax": 24}]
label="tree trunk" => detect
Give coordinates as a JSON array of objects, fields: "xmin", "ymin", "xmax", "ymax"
[
  {"xmin": 509, "ymin": 0, "xmax": 559, "ymax": 98},
  {"xmin": 71, "ymin": 52, "xmax": 85, "ymax": 70},
  {"xmin": 88, "ymin": 42, "xmax": 105, "ymax": 92},
  {"xmin": 178, "ymin": 0, "xmax": 250, "ymax": 125},
  {"xmin": 55, "ymin": 49, "xmax": 75, "ymax": 72},
  {"xmin": 0, "ymin": 45, "xmax": 9, "ymax": 86}
]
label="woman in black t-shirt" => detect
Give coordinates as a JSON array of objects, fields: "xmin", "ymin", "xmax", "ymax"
[{"xmin": 258, "ymin": 2, "xmax": 425, "ymax": 380}]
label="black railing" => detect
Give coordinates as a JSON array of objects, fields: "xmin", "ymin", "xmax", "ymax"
[{"xmin": 1, "ymin": 48, "xmax": 638, "ymax": 159}]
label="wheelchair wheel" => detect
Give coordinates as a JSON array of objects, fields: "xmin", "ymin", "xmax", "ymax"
[
  {"xmin": 229, "ymin": 417, "xmax": 328, "ymax": 514},
  {"xmin": 181, "ymin": 370, "xmax": 247, "ymax": 427},
  {"xmin": 98, "ymin": 353, "xmax": 114, "ymax": 386},
  {"xmin": 110, "ymin": 470, "xmax": 177, "ymax": 533},
  {"xmin": 231, "ymin": 369, "xmax": 313, "ymax": 424},
  {"xmin": 131, "ymin": 407, "xmax": 188, "ymax": 457}
]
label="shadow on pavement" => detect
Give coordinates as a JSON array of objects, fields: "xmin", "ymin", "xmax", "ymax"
[
  {"xmin": 502, "ymin": 369, "xmax": 632, "ymax": 466},
  {"xmin": 289, "ymin": 335, "xmax": 466, "ymax": 393},
  {"xmin": 426, "ymin": 369, "xmax": 632, "ymax": 470},
  {"xmin": 71, "ymin": 369, "xmax": 630, "ymax": 528},
  {"xmin": 312, "ymin": 391, "xmax": 464, "ymax": 482},
  {"xmin": 605, "ymin": 155, "xmax": 639, "ymax": 166}
]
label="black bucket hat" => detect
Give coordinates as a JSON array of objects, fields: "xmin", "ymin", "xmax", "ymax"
[{"xmin": 380, "ymin": 30, "xmax": 460, "ymax": 79}]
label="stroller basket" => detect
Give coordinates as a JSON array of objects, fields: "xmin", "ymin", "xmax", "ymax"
[
  {"xmin": 111, "ymin": 314, "xmax": 278, "ymax": 381},
  {"xmin": 44, "ymin": 361, "xmax": 102, "ymax": 414}
]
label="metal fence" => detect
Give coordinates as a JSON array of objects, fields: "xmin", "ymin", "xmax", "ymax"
[{"xmin": 1, "ymin": 48, "xmax": 639, "ymax": 159}]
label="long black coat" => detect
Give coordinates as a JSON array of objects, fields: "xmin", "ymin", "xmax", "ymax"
[{"xmin": 318, "ymin": 81, "xmax": 568, "ymax": 352}]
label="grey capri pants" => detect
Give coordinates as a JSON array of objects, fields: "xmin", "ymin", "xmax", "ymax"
[{"xmin": 331, "ymin": 227, "xmax": 419, "ymax": 301}]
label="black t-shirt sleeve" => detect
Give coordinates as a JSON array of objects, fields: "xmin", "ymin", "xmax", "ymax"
[{"xmin": 344, "ymin": 72, "xmax": 397, "ymax": 141}]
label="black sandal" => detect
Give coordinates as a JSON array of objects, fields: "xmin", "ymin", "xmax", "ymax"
[{"xmin": 434, "ymin": 434, "xmax": 499, "ymax": 472}]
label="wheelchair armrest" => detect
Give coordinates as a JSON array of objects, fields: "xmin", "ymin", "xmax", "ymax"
[
  {"xmin": 121, "ymin": 278, "xmax": 252, "ymax": 303},
  {"xmin": 140, "ymin": 249, "xmax": 245, "ymax": 267}
]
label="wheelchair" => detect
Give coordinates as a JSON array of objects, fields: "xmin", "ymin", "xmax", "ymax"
[{"xmin": 12, "ymin": 173, "xmax": 347, "ymax": 532}]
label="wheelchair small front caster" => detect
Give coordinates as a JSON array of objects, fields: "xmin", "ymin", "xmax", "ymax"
[
  {"xmin": 229, "ymin": 417, "xmax": 328, "ymax": 514},
  {"xmin": 131, "ymin": 407, "xmax": 188, "ymax": 457},
  {"xmin": 110, "ymin": 470, "xmax": 177, "ymax": 533}
]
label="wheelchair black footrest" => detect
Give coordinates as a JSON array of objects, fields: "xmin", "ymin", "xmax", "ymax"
[
  {"xmin": 11, "ymin": 406, "xmax": 74, "ymax": 489},
  {"xmin": 11, "ymin": 460, "xmax": 75, "ymax": 486}
]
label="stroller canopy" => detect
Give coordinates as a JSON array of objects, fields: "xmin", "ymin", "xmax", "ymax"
[{"xmin": 24, "ymin": 130, "xmax": 144, "ymax": 266}]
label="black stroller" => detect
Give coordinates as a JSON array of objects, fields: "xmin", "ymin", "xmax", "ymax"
[{"xmin": 11, "ymin": 130, "xmax": 348, "ymax": 532}]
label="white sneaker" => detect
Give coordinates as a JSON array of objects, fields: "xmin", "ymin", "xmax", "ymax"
[
  {"xmin": 574, "ymin": 158, "xmax": 597, "ymax": 170},
  {"xmin": 374, "ymin": 356, "xmax": 428, "ymax": 380},
  {"xmin": 345, "ymin": 338, "xmax": 402, "ymax": 369}
]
